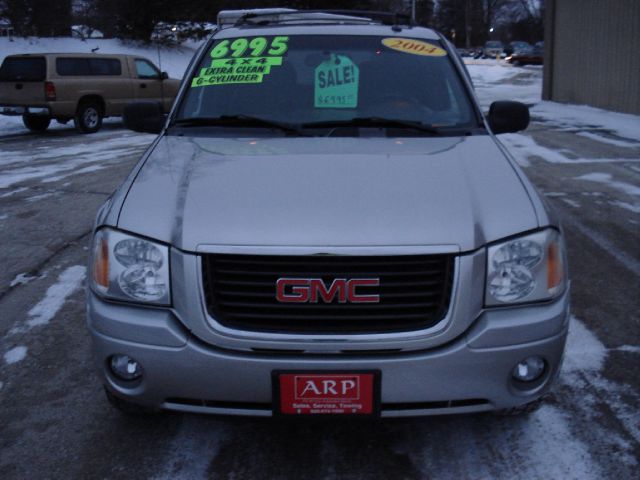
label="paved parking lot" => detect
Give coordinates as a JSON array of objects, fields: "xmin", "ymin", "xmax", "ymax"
[{"xmin": 0, "ymin": 65, "xmax": 638, "ymax": 478}]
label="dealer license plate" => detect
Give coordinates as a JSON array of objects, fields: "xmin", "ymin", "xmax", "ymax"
[{"xmin": 275, "ymin": 372, "xmax": 379, "ymax": 416}]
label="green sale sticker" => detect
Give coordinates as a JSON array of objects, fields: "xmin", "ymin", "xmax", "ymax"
[
  {"xmin": 315, "ymin": 54, "xmax": 359, "ymax": 108},
  {"xmin": 192, "ymin": 57, "xmax": 283, "ymax": 87},
  {"xmin": 191, "ymin": 36, "xmax": 289, "ymax": 87}
]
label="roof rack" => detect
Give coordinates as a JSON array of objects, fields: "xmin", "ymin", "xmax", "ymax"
[{"xmin": 217, "ymin": 9, "xmax": 415, "ymax": 29}]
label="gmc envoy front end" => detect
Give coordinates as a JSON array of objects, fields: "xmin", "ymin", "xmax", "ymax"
[{"xmin": 87, "ymin": 10, "xmax": 569, "ymax": 418}]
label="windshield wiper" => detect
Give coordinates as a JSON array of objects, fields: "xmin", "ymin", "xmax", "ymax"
[
  {"xmin": 171, "ymin": 115, "xmax": 304, "ymax": 135},
  {"xmin": 300, "ymin": 117, "xmax": 444, "ymax": 135}
]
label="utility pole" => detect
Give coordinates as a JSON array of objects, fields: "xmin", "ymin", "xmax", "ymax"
[
  {"xmin": 411, "ymin": 0, "xmax": 416, "ymax": 22},
  {"xmin": 465, "ymin": 0, "xmax": 471, "ymax": 48}
]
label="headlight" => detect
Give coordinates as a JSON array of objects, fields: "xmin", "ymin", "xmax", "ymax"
[
  {"xmin": 485, "ymin": 229, "xmax": 566, "ymax": 306},
  {"xmin": 90, "ymin": 228, "xmax": 170, "ymax": 305}
]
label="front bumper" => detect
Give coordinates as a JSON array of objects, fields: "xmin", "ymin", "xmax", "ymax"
[{"xmin": 87, "ymin": 289, "xmax": 570, "ymax": 417}]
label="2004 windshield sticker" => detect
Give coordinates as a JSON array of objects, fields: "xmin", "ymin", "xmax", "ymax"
[
  {"xmin": 381, "ymin": 38, "xmax": 447, "ymax": 57},
  {"xmin": 191, "ymin": 36, "xmax": 289, "ymax": 87}
]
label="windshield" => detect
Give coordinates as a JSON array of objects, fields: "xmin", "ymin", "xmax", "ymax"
[
  {"xmin": 176, "ymin": 34, "xmax": 477, "ymax": 133},
  {"xmin": 485, "ymin": 41, "xmax": 502, "ymax": 48}
]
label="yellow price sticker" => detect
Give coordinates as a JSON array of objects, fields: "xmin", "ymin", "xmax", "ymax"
[{"xmin": 381, "ymin": 38, "xmax": 447, "ymax": 57}]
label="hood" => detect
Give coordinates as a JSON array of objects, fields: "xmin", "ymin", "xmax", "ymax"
[{"xmin": 117, "ymin": 135, "xmax": 538, "ymax": 252}]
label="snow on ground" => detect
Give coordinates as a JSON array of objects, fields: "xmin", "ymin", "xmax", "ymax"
[
  {"xmin": 153, "ymin": 417, "xmax": 229, "ymax": 480},
  {"xmin": 563, "ymin": 316, "xmax": 607, "ymax": 375},
  {"xmin": 4, "ymin": 345, "xmax": 28, "ymax": 365},
  {"xmin": 10, "ymin": 265, "xmax": 86, "ymax": 335},
  {"xmin": 499, "ymin": 132, "xmax": 635, "ymax": 167},
  {"xmin": 609, "ymin": 201, "xmax": 640, "ymax": 214},
  {"xmin": 465, "ymin": 59, "xmax": 640, "ymax": 145},
  {"xmin": 0, "ymin": 130, "xmax": 155, "ymax": 188},
  {"xmin": 2, "ymin": 266, "xmax": 86, "ymax": 369},
  {"xmin": 532, "ymin": 102, "xmax": 640, "ymax": 144},
  {"xmin": 575, "ymin": 173, "xmax": 640, "ymax": 197},
  {"xmin": 466, "ymin": 60, "xmax": 543, "ymax": 108},
  {"xmin": 576, "ymin": 131, "xmax": 640, "ymax": 148},
  {"xmin": 9, "ymin": 273, "xmax": 37, "ymax": 287}
]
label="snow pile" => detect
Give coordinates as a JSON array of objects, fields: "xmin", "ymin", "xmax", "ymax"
[
  {"xmin": 10, "ymin": 265, "xmax": 86, "ymax": 335},
  {"xmin": 499, "ymin": 133, "xmax": 573, "ymax": 166},
  {"xmin": 0, "ymin": 37, "xmax": 200, "ymax": 79},
  {"xmin": 562, "ymin": 316, "xmax": 608, "ymax": 375},
  {"xmin": 24, "ymin": 265, "xmax": 86, "ymax": 329},
  {"xmin": 465, "ymin": 62, "xmax": 522, "ymax": 83},
  {"xmin": 9, "ymin": 272, "xmax": 37, "ymax": 287},
  {"xmin": 4, "ymin": 345, "xmax": 28, "ymax": 365}
]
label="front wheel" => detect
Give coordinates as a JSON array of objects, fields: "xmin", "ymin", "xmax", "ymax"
[
  {"xmin": 22, "ymin": 114, "xmax": 51, "ymax": 132},
  {"xmin": 75, "ymin": 101, "xmax": 103, "ymax": 133}
]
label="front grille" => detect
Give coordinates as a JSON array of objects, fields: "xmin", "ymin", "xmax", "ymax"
[{"xmin": 201, "ymin": 254, "xmax": 454, "ymax": 334}]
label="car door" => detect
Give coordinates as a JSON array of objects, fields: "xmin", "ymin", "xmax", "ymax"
[{"xmin": 132, "ymin": 58, "xmax": 165, "ymax": 105}]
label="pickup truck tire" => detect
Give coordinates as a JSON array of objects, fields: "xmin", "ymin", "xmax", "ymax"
[
  {"xmin": 104, "ymin": 387, "xmax": 156, "ymax": 416},
  {"xmin": 75, "ymin": 101, "xmax": 103, "ymax": 133},
  {"xmin": 22, "ymin": 114, "xmax": 51, "ymax": 132}
]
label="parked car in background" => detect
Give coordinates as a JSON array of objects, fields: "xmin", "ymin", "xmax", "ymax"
[
  {"xmin": 504, "ymin": 41, "xmax": 532, "ymax": 56},
  {"xmin": 506, "ymin": 44, "xmax": 544, "ymax": 66},
  {"xmin": 0, "ymin": 53, "xmax": 180, "ymax": 133},
  {"xmin": 483, "ymin": 40, "xmax": 504, "ymax": 58}
]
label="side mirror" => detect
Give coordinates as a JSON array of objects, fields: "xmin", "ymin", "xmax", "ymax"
[
  {"xmin": 487, "ymin": 101, "xmax": 530, "ymax": 134},
  {"xmin": 123, "ymin": 101, "xmax": 165, "ymax": 134},
  {"xmin": 161, "ymin": 71, "xmax": 169, "ymax": 80}
]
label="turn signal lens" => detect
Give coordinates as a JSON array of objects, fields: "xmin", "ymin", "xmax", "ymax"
[
  {"xmin": 92, "ymin": 232, "xmax": 109, "ymax": 292},
  {"xmin": 547, "ymin": 241, "xmax": 564, "ymax": 294}
]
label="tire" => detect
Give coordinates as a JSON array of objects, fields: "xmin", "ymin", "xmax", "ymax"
[
  {"xmin": 104, "ymin": 387, "xmax": 156, "ymax": 416},
  {"xmin": 22, "ymin": 114, "xmax": 51, "ymax": 132},
  {"xmin": 75, "ymin": 101, "xmax": 103, "ymax": 133},
  {"xmin": 494, "ymin": 397, "xmax": 544, "ymax": 416}
]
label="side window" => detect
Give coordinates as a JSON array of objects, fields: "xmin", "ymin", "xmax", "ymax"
[
  {"xmin": 56, "ymin": 58, "xmax": 122, "ymax": 76},
  {"xmin": 135, "ymin": 59, "xmax": 160, "ymax": 79},
  {"xmin": 56, "ymin": 58, "xmax": 91, "ymax": 76},
  {"xmin": 89, "ymin": 59, "xmax": 122, "ymax": 76}
]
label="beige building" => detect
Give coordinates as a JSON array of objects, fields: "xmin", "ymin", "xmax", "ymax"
[{"xmin": 543, "ymin": 0, "xmax": 640, "ymax": 114}]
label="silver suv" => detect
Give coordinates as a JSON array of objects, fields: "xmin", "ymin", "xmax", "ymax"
[{"xmin": 87, "ymin": 10, "xmax": 569, "ymax": 417}]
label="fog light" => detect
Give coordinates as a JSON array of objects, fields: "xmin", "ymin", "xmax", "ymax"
[
  {"xmin": 110, "ymin": 355, "xmax": 142, "ymax": 381},
  {"xmin": 512, "ymin": 356, "xmax": 545, "ymax": 382}
]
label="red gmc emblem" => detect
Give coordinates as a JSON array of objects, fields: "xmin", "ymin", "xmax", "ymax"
[{"xmin": 276, "ymin": 278, "xmax": 380, "ymax": 303}]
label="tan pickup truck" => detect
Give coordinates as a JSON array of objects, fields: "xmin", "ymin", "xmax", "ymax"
[{"xmin": 0, "ymin": 53, "xmax": 180, "ymax": 133}]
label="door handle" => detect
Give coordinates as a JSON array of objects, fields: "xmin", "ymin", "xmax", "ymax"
[{"xmin": 140, "ymin": 83, "xmax": 147, "ymax": 89}]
